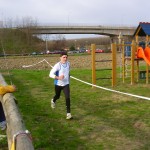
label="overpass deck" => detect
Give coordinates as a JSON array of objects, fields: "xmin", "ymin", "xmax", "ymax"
[{"xmin": 28, "ymin": 25, "xmax": 136, "ymax": 36}]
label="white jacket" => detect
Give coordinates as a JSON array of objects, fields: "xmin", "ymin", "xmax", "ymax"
[{"xmin": 49, "ymin": 61, "xmax": 70, "ymax": 86}]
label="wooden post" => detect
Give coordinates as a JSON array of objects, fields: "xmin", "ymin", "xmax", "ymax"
[
  {"xmin": 146, "ymin": 35, "xmax": 149, "ymax": 84},
  {"xmin": 136, "ymin": 59, "xmax": 139, "ymax": 82},
  {"xmin": 112, "ymin": 43, "xmax": 116, "ymax": 87},
  {"xmin": 146, "ymin": 64, "xmax": 149, "ymax": 84},
  {"xmin": 0, "ymin": 74, "xmax": 34, "ymax": 150},
  {"xmin": 91, "ymin": 44, "xmax": 96, "ymax": 87},
  {"xmin": 131, "ymin": 41, "xmax": 135, "ymax": 85},
  {"xmin": 135, "ymin": 35, "xmax": 139, "ymax": 45},
  {"xmin": 146, "ymin": 35, "xmax": 149, "ymax": 46},
  {"xmin": 122, "ymin": 41, "xmax": 125, "ymax": 83}
]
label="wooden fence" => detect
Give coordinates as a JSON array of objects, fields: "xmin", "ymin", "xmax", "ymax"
[{"xmin": 0, "ymin": 74, "xmax": 34, "ymax": 150}]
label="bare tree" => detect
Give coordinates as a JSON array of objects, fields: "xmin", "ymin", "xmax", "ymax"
[
  {"xmin": 52, "ymin": 34, "xmax": 66, "ymax": 50},
  {"xmin": 19, "ymin": 16, "xmax": 38, "ymax": 45}
]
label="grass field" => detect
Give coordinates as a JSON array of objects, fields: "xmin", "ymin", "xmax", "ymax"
[{"xmin": 0, "ymin": 55, "xmax": 150, "ymax": 150}]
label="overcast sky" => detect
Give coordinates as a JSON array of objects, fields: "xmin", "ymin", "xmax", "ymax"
[{"xmin": 1, "ymin": 0, "xmax": 150, "ymax": 39}]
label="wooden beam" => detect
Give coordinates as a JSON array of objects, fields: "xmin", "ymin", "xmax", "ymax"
[
  {"xmin": 0, "ymin": 74, "xmax": 34, "ymax": 150},
  {"xmin": 91, "ymin": 44, "xmax": 96, "ymax": 88},
  {"xmin": 111, "ymin": 43, "xmax": 117, "ymax": 87}
]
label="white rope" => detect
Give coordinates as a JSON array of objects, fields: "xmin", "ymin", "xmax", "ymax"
[
  {"xmin": 22, "ymin": 59, "xmax": 150, "ymax": 101},
  {"xmin": 70, "ymin": 76, "xmax": 150, "ymax": 101},
  {"xmin": 22, "ymin": 59, "xmax": 53, "ymax": 68}
]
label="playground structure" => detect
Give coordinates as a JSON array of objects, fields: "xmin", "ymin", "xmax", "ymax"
[
  {"xmin": 134, "ymin": 22, "xmax": 150, "ymax": 84},
  {"xmin": 92, "ymin": 22, "xmax": 150, "ymax": 87},
  {"xmin": 91, "ymin": 43, "xmax": 116, "ymax": 87}
]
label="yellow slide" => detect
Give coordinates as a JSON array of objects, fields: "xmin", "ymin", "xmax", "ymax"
[{"xmin": 137, "ymin": 47, "xmax": 150, "ymax": 65}]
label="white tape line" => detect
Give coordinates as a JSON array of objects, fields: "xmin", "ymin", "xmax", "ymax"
[
  {"xmin": 43, "ymin": 59, "xmax": 53, "ymax": 68},
  {"xmin": 22, "ymin": 59, "xmax": 46, "ymax": 68},
  {"xmin": 22, "ymin": 59, "xmax": 150, "ymax": 101},
  {"xmin": 70, "ymin": 76, "xmax": 150, "ymax": 101}
]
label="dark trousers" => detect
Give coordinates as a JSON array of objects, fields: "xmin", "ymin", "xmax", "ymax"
[
  {"xmin": 0, "ymin": 102, "xmax": 5, "ymax": 122},
  {"xmin": 53, "ymin": 84, "xmax": 70, "ymax": 113}
]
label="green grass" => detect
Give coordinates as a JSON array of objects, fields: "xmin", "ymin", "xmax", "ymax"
[
  {"xmin": 0, "ymin": 136, "xmax": 8, "ymax": 150},
  {"xmin": 1, "ymin": 69, "xmax": 150, "ymax": 150}
]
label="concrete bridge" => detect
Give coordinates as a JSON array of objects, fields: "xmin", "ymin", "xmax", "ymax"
[{"xmin": 29, "ymin": 25, "xmax": 136, "ymax": 37}]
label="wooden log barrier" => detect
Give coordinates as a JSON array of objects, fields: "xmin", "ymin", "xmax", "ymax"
[{"xmin": 0, "ymin": 74, "xmax": 34, "ymax": 150}]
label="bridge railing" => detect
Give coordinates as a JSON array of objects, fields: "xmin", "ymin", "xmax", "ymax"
[{"xmin": 0, "ymin": 74, "xmax": 34, "ymax": 150}]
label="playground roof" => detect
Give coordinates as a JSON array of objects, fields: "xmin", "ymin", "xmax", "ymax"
[{"xmin": 133, "ymin": 22, "xmax": 150, "ymax": 36}]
